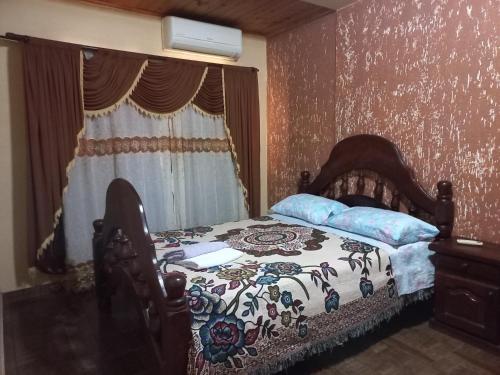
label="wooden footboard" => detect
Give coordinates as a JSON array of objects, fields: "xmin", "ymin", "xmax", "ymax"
[{"xmin": 93, "ymin": 178, "xmax": 192, "ymax": 375}]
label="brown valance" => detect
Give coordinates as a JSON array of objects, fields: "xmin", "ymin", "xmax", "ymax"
[
  {"xmin": 82, "ymin": 51, "xmax": 225, "ymax": 116},
  {"xmin": 193, "ymin": 66, "xmax": 225, "ymax": 115},
  {"xmin": 23, "ymin": 42, "xmax": 83, "ymax": 273},
  {"xmin": 224, "ymin": 67, "xmax": 261, "ymax": 217},
  {"xmin": 84, "ymin": 51, "xmax": 146, "ymax": 112},
  {"xmin": 129, "ymin": 59, "xmax": 206, "ymax": 114}
]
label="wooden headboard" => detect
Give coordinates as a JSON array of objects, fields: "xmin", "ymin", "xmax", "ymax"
[{"xmin": 298, "ymin": 134, "xmax": 454, "ymax": 239}]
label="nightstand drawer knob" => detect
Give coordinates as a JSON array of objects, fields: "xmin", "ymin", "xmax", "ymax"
[{"xmin": 460, "ymin": 262, "xmax": 469, "ymax": 271}]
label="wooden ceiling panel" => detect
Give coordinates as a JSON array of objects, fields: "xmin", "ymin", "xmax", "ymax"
[{"xmin": 74, "ymin": 0, "xmax": 335, "ymax": 36}]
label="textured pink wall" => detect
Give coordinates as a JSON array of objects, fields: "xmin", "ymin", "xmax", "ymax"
[
  {"xmin": 336, "ymin": 0, "xmax": 500, "ymax": 242},
  {"xmin": 267, "ymin": 13, "xmax": 337, "ymax": 206},
  {"xmin": 267, "ymin": 0, "xmax": 499, "ymax": 242}
]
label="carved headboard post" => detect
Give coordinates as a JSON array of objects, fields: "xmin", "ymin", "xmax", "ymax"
[
  {"xmin": 435, "ymin": 180, "xmax": 454, "ymax": 239},
  {"xmin": 298, "ymin": 171, "xmax": 311, "ymax": 193},
  {"xmin": 161, "ymin": 272, "xmax": 192, "ymax": 374},
  {"xmin": 92, "ymin": 219, "xmax": 111, "ymax": 311},
  {"xmin": 96, "ymin": 179, "xmax": 193, "ymax": 375}
]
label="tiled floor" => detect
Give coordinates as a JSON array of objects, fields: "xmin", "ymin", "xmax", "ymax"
[
  {"xmin": 3, "ymin": 285, "xmax": 158, "ymax": 375},
  {"xmin": 2, "ymin": 286, "xmax": 499, "ymax": 375}
]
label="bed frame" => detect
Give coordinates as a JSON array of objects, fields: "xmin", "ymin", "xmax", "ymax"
[{"xmin": 92, "ymin": 134, "xmax": 454, "ymax": 374}]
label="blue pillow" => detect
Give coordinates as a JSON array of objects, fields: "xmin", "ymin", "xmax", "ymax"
[
  {"xmin": 326, "ymin": 206, "xmax": 439, "ymax": 246},
  {"xmin": 270, "ymin": 194, "xmax": 348, "ymax": 225}
]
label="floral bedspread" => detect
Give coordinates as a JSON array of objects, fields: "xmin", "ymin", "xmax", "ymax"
[{"xmin": 152, "ymin": 216, "xmax": 398, "ymax": 374}]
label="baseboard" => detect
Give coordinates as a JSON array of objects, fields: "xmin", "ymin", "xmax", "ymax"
[{"xmin": 1, "ymin": 292, "xmax": 5, "ymax": 375}]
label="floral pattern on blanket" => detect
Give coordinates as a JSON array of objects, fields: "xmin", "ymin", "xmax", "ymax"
[
  {"xmin": 153, "ymin": 216, "xmax": 397, "ymax": 374},
  {"xmin": 153, "ymin": 216, "xmax": 328, "ymax": 257},
  {"xmin": 152, "ymin": 226, "xmax": 214, "ymax": 249},
  {"xmin": 215, "ymin": 222, "xmax": 328, "ymax": 257}
]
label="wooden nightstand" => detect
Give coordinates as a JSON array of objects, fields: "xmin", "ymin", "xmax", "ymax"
[{"xmin": 429, "ymin": 237, "xmax": 500, "ymax": 353}]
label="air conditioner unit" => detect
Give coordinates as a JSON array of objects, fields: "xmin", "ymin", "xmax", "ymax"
[{"xmin": 162, "ymin": 16, "xmax": 242, "ymax": 60}]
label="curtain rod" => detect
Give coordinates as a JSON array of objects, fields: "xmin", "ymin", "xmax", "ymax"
[
  {"xmin": 1, "ymin": 33, "xmax": 259, "ymax": 72},
  {"xmin": 0, "ymin": 35, "xmax": 22, "ymax": 43}
]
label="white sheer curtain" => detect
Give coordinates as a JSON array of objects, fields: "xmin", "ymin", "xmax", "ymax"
[{"xmin": 63, "ymin": 103, "xmax": 248, "ymax": 266}]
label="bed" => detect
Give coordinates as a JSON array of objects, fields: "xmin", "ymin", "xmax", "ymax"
[{"xmin": 92, "ymin": 134, "xmax": 454, "ymax": 374}]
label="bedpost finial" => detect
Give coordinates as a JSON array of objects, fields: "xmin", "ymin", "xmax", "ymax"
[
  {"xmin": 299, "ymin": 170, "xmax": 311, "ymax": 193},
  {"xmin": 93, "ymin": 219, "xmax": 104, "ymax": 234},
  {"xmin": 437, "ymin": 180, "xmax": 453, "ymax": 199},
  {"xmin": 164, "ymin": 272, "xmax": 187, "ymax": 303},
  {"xmin": 435, "ymin": 180, "xmax": 454, "ymax": 239}
]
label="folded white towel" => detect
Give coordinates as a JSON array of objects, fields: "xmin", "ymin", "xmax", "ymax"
[
  {"xmin": 175, "ymin": 248, "xmax": 243, "ymax": 270},
  {"xmin": 182, "ymin": 241, "xmax": 229, "ymax": 259},
  {"xmin": 155, "ymin": 241, "xmax": 229, "ymax": 263}
]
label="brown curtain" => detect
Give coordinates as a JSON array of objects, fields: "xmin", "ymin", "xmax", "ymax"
[
  {"xmin": 224, "ymin": 67, "xmax": 261, "ymax": 217},
  {"xmin": 19, "ymin": 35, "xmax": 260, "ymax": 272},
  {"xmin": 84, "ymin": 50, "xmax": 146, "ymax": 111},
  {"xmin": 23, "ymin": 42, "xmax": 83, "ymax": 273}
]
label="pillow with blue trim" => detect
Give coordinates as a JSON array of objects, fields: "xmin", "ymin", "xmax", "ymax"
[
  {"xmin": 326, "ymin": 206, "xmax": 439, "ymax": 246},
  {"xmin": 270, "ymin": 194, "xmax": 348, "ymax": 225}
]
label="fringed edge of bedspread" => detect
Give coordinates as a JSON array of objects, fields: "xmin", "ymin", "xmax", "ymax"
[{"xmin": 249, "ymin": 288, "xmax": 433, "ymax": 375}]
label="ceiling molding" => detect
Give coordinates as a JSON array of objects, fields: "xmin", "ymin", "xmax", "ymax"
[{"xmin": 300, "ymin": 0, "xmax": 358, "ymax": 11}]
